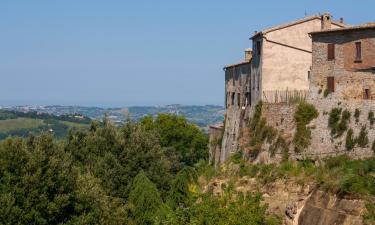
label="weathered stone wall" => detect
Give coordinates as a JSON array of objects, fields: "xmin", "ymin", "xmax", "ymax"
[
  {"xmin": 310, "ymin": 29, "xmax": 375, "ymax": 100},
  {"xmin": 306, "ymin": 99, "xmax": 375, "ymax": 159},
  {"xmin": 240, "ymin": 100, "xmax": 374, "ymax": 163},
  {"xmin": 208, "ymin": 124, "xmax": 223, "ymax": 167},
  {"xmin": 220, "ymin": 62, "xmax": 252, "ymax": 163}
]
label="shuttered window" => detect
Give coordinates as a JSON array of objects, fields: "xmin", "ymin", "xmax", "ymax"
[
  {"xmin": 327, "ymin": 76, "xmax": 335, "ymax": 93},
  {"xmin": 327, "ymin": 43, "xmax": 335, "ymax": 60},
  {"xmin": 355, "ymin": 42, "xmax": 362, "ymax": 62}
]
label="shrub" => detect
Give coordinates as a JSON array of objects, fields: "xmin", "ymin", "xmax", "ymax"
[
  {"xmin": 345, "ymin": 128, "xmax": 356, "ymax": 151},
  {"xmin": 354, "ymin": 109, "xmax": 361, "ymax": 123},
  {"xmin": 328, "ymin": 108, "xmax": 350, "ymax": 137},
  {"xmin": 357, "ymin": 126, "xmax": 369, "ymax": 148},
  {"xmin": 323, "ymin": 89, "xmax": 329, "ymax": 98},
  {"xmin": 293, "ymin": 102, "xmax": 319, "ymax": 152},
  {"xmin": 368, "ymin": 111, "xmax": 375, "ymax": 125}
]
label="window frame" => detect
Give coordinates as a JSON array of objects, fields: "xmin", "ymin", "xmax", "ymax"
[{"xmin": 355, "ymin": 42, "xmax": 362, "ymax": 62}]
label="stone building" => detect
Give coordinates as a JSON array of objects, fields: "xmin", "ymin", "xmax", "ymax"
[
  {"xmin": 213, "ymin": 14, "xmax": 347, "ymax": 164},
  {"xmin": 251, "ymin": 13, "xmax": 345, "ymax": 104},
  {"xmin": 219, "ymin": 49, "xmax": 252, "ymax": 164},
  {"xmin": 309, "ymin": 24, "xmax": 375, "ymax": 100}
]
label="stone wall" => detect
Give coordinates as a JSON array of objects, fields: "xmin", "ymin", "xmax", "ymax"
[
  {"xmin": 220, "ymin": 62, "xmax": 252, "ymax": 164},
  {"xmin": 310, "ymin": 29, "xmax": 375, "ymax": 100},
  {"xmin": 239, "ymin": 100, "xmax": 374, "ymax": 164}
]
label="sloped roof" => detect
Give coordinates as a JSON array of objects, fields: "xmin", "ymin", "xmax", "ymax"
[
  {"xmin": 251, "ymin": 14, "xmax": 347, "ymax": 39},
  {"xmin": 224, "ymin": 60, "xmax": 251, "ymax": 69},
  {"xmin": 310, "ymin": 23, "xmax": 375, "ymax": 35}
]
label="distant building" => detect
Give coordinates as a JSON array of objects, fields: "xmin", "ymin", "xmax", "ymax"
[{"xmin": 309, "ymin": 23, "xmax": 375, "ymax": 100}]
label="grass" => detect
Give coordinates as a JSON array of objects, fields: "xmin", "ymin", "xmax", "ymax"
[{"xmin": 0, "ymin": 118, "xmax": 44, "ymax": 133}]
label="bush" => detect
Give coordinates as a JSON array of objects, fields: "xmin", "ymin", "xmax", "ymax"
[
  {"xmin": 356, "ymin": 126, "xmax": 369, "ymax": 148},
  {"xmin": 368, "ymin": 111, "xmax": 375, "ymax": 125},
  {"xmin": 354, "ymin": 109, "xmax": 361, "ymax": 123},
  {"xmin": 345, "ymin": 128, "xmax": 356, "ymax": 151},
  {"xmin": 293, "ymin": 102, "xmax": 319, "ymax": 152}
]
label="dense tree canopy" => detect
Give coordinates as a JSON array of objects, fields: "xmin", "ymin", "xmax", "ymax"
[{"xmin": 0, "ymin": 113, "xmax": 276, "ymax": 225}]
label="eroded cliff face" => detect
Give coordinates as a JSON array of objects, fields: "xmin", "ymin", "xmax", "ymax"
[
  {"xmin": 206, "ymin": 174, "xmax": 368, "ymax": 225},
  {"xmin": 298, "ymin": 190, "xmax": 365, "ymax": 225}
]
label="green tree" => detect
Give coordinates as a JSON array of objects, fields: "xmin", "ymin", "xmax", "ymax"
[
  {"xmin": 129, "ymin": 171, "xmax": 164, "ymax": 225},
  {"xmin": 141, "ymin": 114, "xmax": 208, "ymax": 166}
]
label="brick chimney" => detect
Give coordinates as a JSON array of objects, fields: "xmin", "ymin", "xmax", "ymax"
[
  {"xmin": 244, "ymin": 49, "xmax": 252, "ymax": 61},
  {"xmin": 321, "ymin": 13, "xmax": 332, "ymax": 30}
]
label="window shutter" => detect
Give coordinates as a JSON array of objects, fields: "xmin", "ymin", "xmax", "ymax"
[
  {"xmin": 355, "ymin": 42, "xmax": 362, "ymax": 61},
  {"xmin": 327, "ymin": 77, "xmax": 335, "ymax": 93},
  {"xmin": 327, "ymin": 43, "xmax": 335, "ymax": 60}
]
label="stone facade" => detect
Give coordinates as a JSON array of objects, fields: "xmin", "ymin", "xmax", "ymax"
[
  {"xmin": 219, "ymin": 50, "xmax": 252, "ymax": 163},
  {"xmin": 251, "ymin": 14, "xmax": 345, "ymax": 103},
  {"xmin": 211, "ymin": 15, "xmax": 375, "ymax": 165},
  {"xmin": 309, "ymin": 25, "xmax": 375, "ymax": 100}
]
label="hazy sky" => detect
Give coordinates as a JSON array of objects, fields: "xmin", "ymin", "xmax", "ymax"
[{"xmin": 1, "ymin": 0, "xmax": 374, "ymax": 107}]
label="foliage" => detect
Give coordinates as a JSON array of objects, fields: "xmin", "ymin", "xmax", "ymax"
[
  {"xmin": 369, "ymin": 111, "xmax": 375, "ymax": 126},
  {"xmin": 323, "ymin": 89, "xmax": 329, "ymax": 98},
  {"xmin": 364, "ymin": 202, "xmax": 375, "ymax": 224},
  {"xmin": 129, "ymin": 171, "xmax": 164, "ymax": 225},
  {"xmin": 141, "ymin": 114, "xmax": 208, "ymax": 166},
  {"xmin": 356, "ymin": 126, "xmax": 369, "ymax": 148},
  {"xmin": 354, "ymin": 108, "xmax": 361, "ymax": 123},
  {"xmin": 328, "ymin": 108, "xmax": 350, "ymax": 137},
  {"xmin": 293, "ymin": 101, "xmax": 319, "ymax": 152},
  {"xmin": 345, "ymin": 128, "xmax": 356, "ymax": 151}
]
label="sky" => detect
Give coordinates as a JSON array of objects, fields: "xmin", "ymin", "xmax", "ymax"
[{"xmin": 0, "ymin": 0, "xmax": 374, "ymax": 107}]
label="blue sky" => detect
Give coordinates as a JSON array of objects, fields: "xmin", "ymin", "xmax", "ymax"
[{"xmin": 0, "ymin": 0, "xmax": 374, "ymax": 107}]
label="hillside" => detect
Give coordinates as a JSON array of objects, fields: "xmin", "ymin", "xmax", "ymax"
[
  {"xmin": 0, "ymin": 110, "xmax": 91, "ymax": 140},
  {"xmin": 3, "ymin": 104, "xmax": 224, "ymax": 129}
]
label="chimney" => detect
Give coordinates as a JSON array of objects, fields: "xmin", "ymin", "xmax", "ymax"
[
  {"xmin": 321, "ymin": 13, "xmax": 332, "ymax": 30},
  {"xmin": 340, "ymin": 17, "xmax": 344, "ymax": 23},
  {"xmin": 244, "ymin": 49, "xmax": 252, "ymax": 61}
]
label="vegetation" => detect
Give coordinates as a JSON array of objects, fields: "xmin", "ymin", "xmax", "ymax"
[
  {"xmin": 368, "ymin": 111, "xmax": 375, "ymax": 126},
  {"xmin": 0, "ymin": 110, "xmax": 91, "ymax": 140},
  {"xmin": 328, "ymin": 108, "xmax": 351, "ymax": 137},
  {"xmin": 293, "ymin": 101, "xmax": 319, "ymax": 152},
  {"xmin": 0, "ymin": 113, "xmax": 279, "ymax": 224},
  {"xmin": 345, "ymin": 128, "xmax": 355, "ymax": 151},
  {"xmin": 356, "ymin": 126, "xmax": 369, "ymax": 148},
  {"xmin": 354, "ymin": 108, "xmax": 361, "ymax": 124}
]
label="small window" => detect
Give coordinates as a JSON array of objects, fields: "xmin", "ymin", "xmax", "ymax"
[
  {"xmin": 231, "ymin": 92, "xmax": 235, "ymax": 105},
  {"xmin": 237, "ymin": 93, "xmax": 241, "ymax": 107},
  {"xmin": 246, "ymin": 92, "xmax": 251, "ymax": 106},
  {"xmin": 364, "ymin": 89, "xmax": 370, "ymax": 100},
  {"xmin": 355, "ymin": 42, "xmax": 362, "ymax": 62},
  {"xmin": 256, "ymin": 41, "xmax": 261, "ymax": 56},
  {"xmin": 327, "ymin": 43, "xmax": 335, "ymax": 60},
  {"xmin": 327, "ymin": 76, "xmax": 335, "ymax": 93}
]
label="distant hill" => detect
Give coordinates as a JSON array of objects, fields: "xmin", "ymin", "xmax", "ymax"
[
  {"xmin": 3, "ymin": 104, "xmax": 224, "ymax": 129},
  {"xmin": 0, "ymin": 110, "xmax": 91, "ymax": 140}
]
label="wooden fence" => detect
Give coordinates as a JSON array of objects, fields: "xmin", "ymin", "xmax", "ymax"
[{"xmin": 262, "ymin": 89, "xmax": 309, "ymax": 104}]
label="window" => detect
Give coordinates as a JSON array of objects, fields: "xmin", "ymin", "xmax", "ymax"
[
  {"xmin": 355, "ymin": 42, "xmax": 362, "ymax": 62},
  {"xmin": 245, "ymin": 92, "xmax": 251, "ymax": 106},
  {"xmin": 256, "ymin": 41, "xmax": 261, "ymax": 56},
  {"xmin": 364, "ymin": 89, "xmax": 370, "ymax": 100},
  {"xmin": 327, "ymin": 43, "xmax": 335, "ymax": 60},
  {"xmin": 327, "ymin": 76, "xmax": 335, "ymax": 93},
  {"xmin": 231, "ymin": 92, "xmax": 235, "ymax": 105},
  {"xmin": 237, "ymin": 93, "xmax": 241, "ymax": 107}
]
